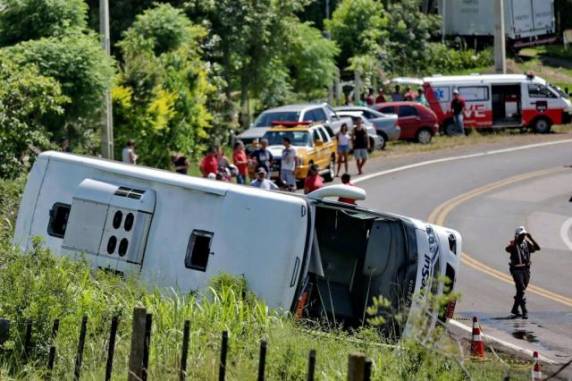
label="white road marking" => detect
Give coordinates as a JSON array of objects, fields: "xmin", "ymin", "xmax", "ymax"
[
  {"xmin": 560, "ymin": 217, "xmax": 572, "ymax": 251},
  {"xmin": 353, "ymin": 138, "xmax": 572, "ymax": 184}
]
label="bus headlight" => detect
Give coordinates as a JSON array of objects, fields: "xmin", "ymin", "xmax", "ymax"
[{"xmin": 426, "ymin": 226, "xmax": 439, "ymax": 256}]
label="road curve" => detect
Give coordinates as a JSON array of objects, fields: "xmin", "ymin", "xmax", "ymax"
[{"xmin": 353, "ymin": 139, "xmax": 572, "ymax": 363}]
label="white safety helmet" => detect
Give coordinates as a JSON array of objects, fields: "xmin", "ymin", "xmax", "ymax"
[{"xmin": 515, "ymin": 226, "xmax": 527, "ymax": 237}]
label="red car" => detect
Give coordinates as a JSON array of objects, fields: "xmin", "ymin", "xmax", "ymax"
[{"xmin": 373, "ymin": 102, "xmax": 439, "ymax": 144}]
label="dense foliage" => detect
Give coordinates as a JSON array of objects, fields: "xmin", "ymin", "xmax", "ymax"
[
  {"xmin": 113, "ymin": 4, "xmax": 213, "ymax": 167},
  {"xmin": 0, "ymin": 0, "xmax": 88, "ymax": 46},
  {"xmin": 0, "ymin": 0, "xmax": 115, "ymax": 172},
  {"xmin": 0, "ymin": 0, "xmax": 493, "ymax": 174},
  {"xmin": 0, "ymin": 54, "xmax": 67, "ymax": 179}
]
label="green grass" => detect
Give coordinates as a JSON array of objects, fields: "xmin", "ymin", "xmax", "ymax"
[
  {"xmin": 520, "ymin": 44, "xmax": 572, "ymax": 61},
  {"xmin": 0, "ymin": 178, "xmax": 533, "ymax": 380}
]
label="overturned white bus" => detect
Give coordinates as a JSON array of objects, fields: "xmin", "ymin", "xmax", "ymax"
[{"xmin": 14, "ymin": 152, "xmax": 461, "ymax": 336}]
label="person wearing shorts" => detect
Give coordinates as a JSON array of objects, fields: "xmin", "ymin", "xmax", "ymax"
[
  {"xmin": 336, "ymin": 124, "xmax": 350, "ymax": 176},
  {"xmin": 351, "ymin": 117, "xmax": 370, "ymax": 175},
  {"xmin": 280, "ymin": 137, "xmax": 297, "ymax": 191}
]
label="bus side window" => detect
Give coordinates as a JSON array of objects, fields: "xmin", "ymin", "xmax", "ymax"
[
  {"xmin": 47, "ymin": 202, "xmax": 71, "ymax": 238},
  {"xmin": 185, "ymin": 230, "xmax": 214, "ymax": 272}
]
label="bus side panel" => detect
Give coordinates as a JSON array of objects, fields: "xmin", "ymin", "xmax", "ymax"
[
  {"xmin": 25, "ymin": 159, "xmax": 90, "ymax": 256},
  {"xmin": 138, "ymin": 184, "xmax": 224, "ymax": 294},
  {"xmin": 217, "ymin": 191, "xmax": 308, "ymax": 309},
  {"xmin": 14, "ymin": 157, "xmax": 49, "ymax": 251}
]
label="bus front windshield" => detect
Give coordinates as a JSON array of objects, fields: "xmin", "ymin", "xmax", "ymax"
[
  {"xmin": 304, "ymin": 205, "xmax": 418, "ymax": 336},
  {"xmin": 264, "ymin": 131, "xmax": 311, "ymax": 147}
]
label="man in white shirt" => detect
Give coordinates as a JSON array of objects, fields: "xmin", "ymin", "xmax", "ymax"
[
  {"xmin": 122, "ymin": 139, "xmax": 138, "ymax": 165},
  {"xmin": 281, "ymin": 137, "xmax": 297, "ymax": 191},
  {"xmin": 250, "ymin": 168, "xmax": 278, "ymax": 191}
]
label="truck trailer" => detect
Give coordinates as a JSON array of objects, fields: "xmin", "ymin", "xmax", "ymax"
[
  {"xmin": 14, "ymin": 152, "xmax": 462, "ymax": 336},
  {"xmin": 434, "ymin": 0, "xmax": 556, "ymax": 47}
]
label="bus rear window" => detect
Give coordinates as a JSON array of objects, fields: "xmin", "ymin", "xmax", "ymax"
[{"xmin": 47, "ymin": 203, "xmax": 71, "ymax": 238}]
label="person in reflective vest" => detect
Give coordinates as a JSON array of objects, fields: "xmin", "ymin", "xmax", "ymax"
[{"xmin": 505, "ymin": 226, "xmax": 540, "ymax": 319}]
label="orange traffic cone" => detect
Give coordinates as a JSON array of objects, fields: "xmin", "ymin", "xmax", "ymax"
[
  {"xmin": 531, "ymin": 351, "xmax": 542, "ymax": 380},
  {"xmin": 470, "ymin": 316, "xmax": 486, "ymax": 358}
]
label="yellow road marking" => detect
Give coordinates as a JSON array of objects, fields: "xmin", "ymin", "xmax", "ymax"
[{"xmin": 427, "ymin": 167, "xmax": 572, "ymax": 308}]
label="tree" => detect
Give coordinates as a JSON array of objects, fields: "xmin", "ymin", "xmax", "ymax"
[
  {"xmin": 383, "ymin": 0, "xmax": 440, "ymax": 74},
  {"xmin": 6, "ymin": 33, "xmax": 115, "ymax": 145},
  {"xmin": 0, "ymin": 53, "xmax": 68, "ymax": 178},
  {"xmin": 325, "ymin": 0, "xmax": 388, "ymax": 71},
  {"xmin": 186, "ymin": 0, "xmax": 310, "ymax": 127},
  {"xmin": 284, "ymin": 20, "xmax": 339, "ymax": 100},
  {"xmin": 114, "ymin": 4, "xmax": 213, "ymax": 168},
  {"xmin": 0, "ymin": 0, "xmax": 88, "ymax": 46}
]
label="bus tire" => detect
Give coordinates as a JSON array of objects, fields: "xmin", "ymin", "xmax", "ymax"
[
  {"xmin": 444, "ymin": 120, "xmax": 456, "ymax": 136},
  {"xmin": 532, "ymin": 117, "xmax": 552, "ymax": 134}
]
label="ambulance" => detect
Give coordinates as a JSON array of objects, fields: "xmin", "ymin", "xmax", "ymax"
[{"xmin": 394, "ymin": 74, "xmax": 572, "ymax": 135}]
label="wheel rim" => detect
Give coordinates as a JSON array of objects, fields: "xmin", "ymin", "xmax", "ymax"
[
  {"xmin": 536, "ymin": 120, "xmax": 548, "ymax": 132},
  {"xmin": 379, "ymin": 136, "xmax": 385, "ymax": 149},
  {"xmin": 418, "ymin": 130, "xmax": 431, "ymax": 144}
]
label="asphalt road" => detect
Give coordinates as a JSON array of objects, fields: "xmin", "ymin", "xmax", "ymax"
[{"xmin": 352, "ymin": 139, "xmax": 572, "ymax": 364}]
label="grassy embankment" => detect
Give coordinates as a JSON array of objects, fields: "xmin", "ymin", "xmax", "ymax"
[{"xmin": 0, "ymin": 177, "xmax": 533, "ymax": 380}]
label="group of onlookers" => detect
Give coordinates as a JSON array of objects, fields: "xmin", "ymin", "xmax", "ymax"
[{"xmin": 350, "ymin": 85, "xmax": 428, "ymax": 107}]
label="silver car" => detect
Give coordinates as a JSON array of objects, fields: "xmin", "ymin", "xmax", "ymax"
[{"xmin": 335, "ymin": 106, "xmax": 401, "ymax": 148}]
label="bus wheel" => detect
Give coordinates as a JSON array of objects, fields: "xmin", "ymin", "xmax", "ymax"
[
  {"xmin": 444, "ymin": 120, "xmax": 456, "ymax": 136},
  {"xmin": 532, "ymin": 118, "xmax": 551, "ymax": 134}
]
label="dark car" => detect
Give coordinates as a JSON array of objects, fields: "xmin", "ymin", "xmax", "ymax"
[{"xmin": 373, "ymin": 102, "xmax": 439, "ymax": 144}]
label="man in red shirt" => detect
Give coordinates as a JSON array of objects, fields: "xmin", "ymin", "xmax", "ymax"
[
  {"xmin": 338, "ymin": 173, "xmax": 358, "ymax": 205},
  {"xmin": 200, "ymin": 146, "xmax": 219, "ymax": 177},
  {"xmin": 451, "ymin": 89, "xmax": 466, "ymax": 135},
  {"xmin": 232, "ymin": 141, "xmax": 249, "ymax": 184},
  {"xmin": 375, "ymin": 88, "xmax": 386, "ymax": 104},
  {"xmin": 304, "ymin": 164, "xmax": 323, "ymax": 194}
]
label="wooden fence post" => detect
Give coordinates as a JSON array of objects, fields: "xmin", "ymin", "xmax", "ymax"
[
  {"xmin": 0, "ymin": 318, "xmax": 9, "ymax": 348},
  {"xmin": 307, "ymin": 349, "xmax": 316, "ymax": 381},
  {"xmin": 73, "ymin": 316, "xmax": 88, "ymax": 381},
  {"xmin": 142, "ymin": 313, "xmax": 152, "ymax": 381},
  {"xmin": 128, "ymin": 307, "xmax": 147, "ymax": 381},
  {"xmin": 179, "ymin": 320, "xmax": 190, "ymax": 381},
  {"xmin": 364, "ymin": 358, "xmax": 372, "ymax": 381},
  {"xmin": 219, "ymin": 331, "xmax": 228, "ymax": 381},
  {"xmin": 46, "ymin": 319, "xmax": 60, "ymax": 380},
  {"xmin": 347, "ymin": 353, "xmax": 366, "ymax": 381},
  {"xmin": 23, "ymin": 319, "xmax": 33, "ymax": 359},
  {"xmin": 105, "ymin": 316, "xmax": 120, "ymax": 381},
  {"xmin": 257, "ymin": 340, "xmax": 267, "ymax": 381}
]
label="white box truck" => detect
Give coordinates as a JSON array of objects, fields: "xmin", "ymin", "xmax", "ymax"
[
  {"xmin": 438, "ymin": 0, "xmax": 556, "ymax": 47},
  {"xmin": 14, "ymin": 152, "xmax": 462, "ymax": 336}
]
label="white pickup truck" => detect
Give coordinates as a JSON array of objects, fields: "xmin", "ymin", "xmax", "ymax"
[{"xmin": 237, "ymin": 103, "xmax": 353, "ymax": 147}]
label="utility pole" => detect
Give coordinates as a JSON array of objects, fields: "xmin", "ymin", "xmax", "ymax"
[
  {"xmin": 441, "ymin": 0, "xmax": 446, "ymax": 43},
  {"xmin": 494, "ymin": 0, "xmax": 506, "ymax": 74},
  {"xmin": 100, "ymin": 0, "xmax": 114, "ymax": 159}
]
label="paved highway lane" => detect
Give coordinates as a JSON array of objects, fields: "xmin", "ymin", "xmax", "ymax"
[{"xmin": 353, "ymin": 139, "xmax": 572, "ymax": 362}]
